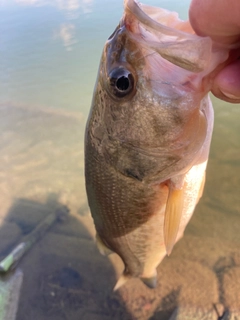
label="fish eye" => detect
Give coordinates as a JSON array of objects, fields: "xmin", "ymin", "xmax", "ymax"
[{"xmin": 108, "ymin": 67, "xmax": 135, "ymax": 98}]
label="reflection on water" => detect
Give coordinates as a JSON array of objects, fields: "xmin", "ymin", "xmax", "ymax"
[
  {"xmin": 55, "ymin": 23, "xmax": 77, "ymax": 51},
  {"xmin": 0, "ymin": 0, "xmax": 240, "ymax": 319}
]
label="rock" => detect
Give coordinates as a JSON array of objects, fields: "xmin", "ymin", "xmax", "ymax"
[
  {"xmin": 169, "ymin": 307, "xmax": 218, "ymax": 320},
  {"xmin": 223, "ymin": 267, "xmax": 240, "ymax": 308}
]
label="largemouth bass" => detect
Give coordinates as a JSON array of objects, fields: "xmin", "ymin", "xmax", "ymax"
[{"xmin": 85, "ymin": 0, "xmax": 228, "ymax": 289}]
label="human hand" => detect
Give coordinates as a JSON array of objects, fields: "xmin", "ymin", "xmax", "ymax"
[{"xmin": 189, "ymin": 0, "xmax": 240, "ymax": 103}]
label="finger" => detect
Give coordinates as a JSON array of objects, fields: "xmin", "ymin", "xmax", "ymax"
[
  {"xmin": 189, "ymin": 0, "xmax": 240, "ymax": 44},
  {"xmin": 211, "ymin": 60, "xmax": 240, "ymax": 103}
]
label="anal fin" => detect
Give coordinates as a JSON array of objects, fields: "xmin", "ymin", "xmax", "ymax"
[
  {"xmin": 141, "ymin": 272, "xmax": 157, "ymax": 289},
  {"xmin": 164, "ymin": 185, "xmax": 185, "ymax": 256}
]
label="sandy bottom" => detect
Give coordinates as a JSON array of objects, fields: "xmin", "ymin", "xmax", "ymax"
[{"xmin": 0, "ymin": 103, "xmax": 239, "ymax": 320}]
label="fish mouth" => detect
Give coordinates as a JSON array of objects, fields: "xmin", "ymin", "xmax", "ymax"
[
  {"xmin": 123, "ymin": 0, "xmax": 213, "ymax": 74},
  {"xmin": 124, "ymin": 0, "xmax": 192, "ymax": 38}
]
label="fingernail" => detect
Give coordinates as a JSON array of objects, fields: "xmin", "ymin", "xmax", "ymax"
[{"xmin": 221, "ymin": 90, "xmax": 240, "ymax": 100}]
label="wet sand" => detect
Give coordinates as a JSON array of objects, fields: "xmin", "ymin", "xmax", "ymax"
[{"xmin": 0, "ymin": 102, "xmax": 239, "ymax": 320}]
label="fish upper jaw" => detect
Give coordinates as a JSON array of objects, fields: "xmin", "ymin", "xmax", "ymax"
[{"xmin": 123, "ymin": 0, "xmax": 229, "ymax": 91}]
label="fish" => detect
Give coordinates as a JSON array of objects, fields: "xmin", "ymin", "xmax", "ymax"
[{"xmin": 84, "ymin": 0, "xmax": 228, "ymax": 290}]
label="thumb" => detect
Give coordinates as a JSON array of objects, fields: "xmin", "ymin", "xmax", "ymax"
[{"xmin": 211, "ymin": 59, "xmax": 240, "ymax": 103}]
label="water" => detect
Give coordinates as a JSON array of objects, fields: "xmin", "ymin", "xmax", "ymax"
[
  {"xmin": 0, "ymin": 0, "xmax": 190, "ymax": 113},
  {"xmin": 0, "ymin": 1, "xmax": 239, "ymax": 319}
]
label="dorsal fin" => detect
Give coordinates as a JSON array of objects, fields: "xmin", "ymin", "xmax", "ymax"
[
  {"xmin": 95, "ymin": 233, "xmax": 112, "ymax": 256},
  {"xmin": 113, "ymin": 273, "xmax": 130, "ymax": 291}
]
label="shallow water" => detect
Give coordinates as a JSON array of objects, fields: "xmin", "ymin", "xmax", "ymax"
[{"xmin": 0, "ymin": 1, "xmax": 239, "ymax": 320}]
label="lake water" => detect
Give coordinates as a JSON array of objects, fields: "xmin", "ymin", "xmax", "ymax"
[{"xmin": 0, "ymin": 1, "xmax": 239, "ymax": 320}]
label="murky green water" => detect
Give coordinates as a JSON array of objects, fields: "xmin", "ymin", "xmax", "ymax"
[
  {"xmin": 0, "ymin": 1, "xmax": 239, "ymax": 320},
  {"xmin": 0, "ymin": 0, "xmax": 191, "ymax": 113}
]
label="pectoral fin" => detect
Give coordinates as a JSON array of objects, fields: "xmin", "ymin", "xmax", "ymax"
[
  {"xmin": 164, "ymin": 186, "xmax": 185, "ymax": 256},
  {"xmin": 197, "ymin": 171, "xmax": 206, "ymax": 203}
]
